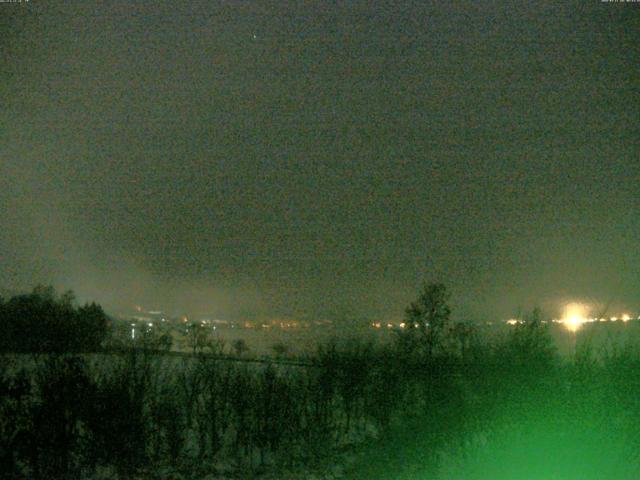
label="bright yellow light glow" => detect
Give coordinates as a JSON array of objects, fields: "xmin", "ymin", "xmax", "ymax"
[
  {"xmin": 622, "ymin": 314, "xmax": 631, "ymax": 322},
  {"xmin": 562, "ymin": 303, "xmax": 589, "ymax": 333}
]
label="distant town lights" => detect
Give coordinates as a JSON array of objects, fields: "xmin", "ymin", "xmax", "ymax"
[{"xmin": 501, "ymin": 303, "xmax": 638, "ymax": 329}]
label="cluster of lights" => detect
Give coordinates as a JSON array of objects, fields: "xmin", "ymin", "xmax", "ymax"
[
  {"xmin": 556, "ymin": 312, "xmax": 637, "ymax": 332},
  {"xmin": 505, "ymin": 303, "xmax": 638, "ymax": 332},
  {"xmin": 130, "ymin": 321, "xmax": 157, "ymax": 340},
  {"xmin": 371, "ymin": 322, "xmax": 422, "ymax": 329}
]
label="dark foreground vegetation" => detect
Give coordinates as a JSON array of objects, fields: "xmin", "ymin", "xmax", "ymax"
[
  {"xmin": 0, "ymin": 286, "xmax": 109, "ymax": 354},
  {"xmin": 1, "ymin": 285, "xmax": 639, "ymax": 479}
]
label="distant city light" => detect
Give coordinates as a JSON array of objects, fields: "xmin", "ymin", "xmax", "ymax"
[
  {"xmin": 561, "ymin": 303, "xmax": 589, "ymax": 332},
  {"xmin": 500, "ymin": 303, "xmax": 639, "ymax": 330}
]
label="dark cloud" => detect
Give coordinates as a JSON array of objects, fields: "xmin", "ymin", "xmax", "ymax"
[{"xmin": 2, "ymin": 1, "xmax": 638, "ymax": 321}]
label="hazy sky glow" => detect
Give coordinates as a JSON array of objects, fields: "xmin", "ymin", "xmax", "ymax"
[{"xmin": 2, "ymin": 1, "xmax": 638, "ymax": 321}]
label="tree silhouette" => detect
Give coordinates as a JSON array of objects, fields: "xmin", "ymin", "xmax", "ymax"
[
  {"xmin": 74, "ymin": 302, "xmax": 109, "ymax": 352},
  {"xmin": 0, "ymin": 286, "xmax": 109, "ymax": 353},
  {"xmin": 402, "ymin": 282, "xmax": 452, "ymax": 357},
  {"xmin": 186, "ymin": 322, "xmax": 211, "ymax": 355}
]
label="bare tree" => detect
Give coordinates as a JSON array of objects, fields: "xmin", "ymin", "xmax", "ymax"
[{"xmin": 186, "ymin": 323, "xmax": 211, "ymax": 355}]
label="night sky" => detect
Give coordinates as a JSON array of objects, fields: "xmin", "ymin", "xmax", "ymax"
[{"xmin": 2, "ymin": 1, "xmax": 638, "ymax": 322}]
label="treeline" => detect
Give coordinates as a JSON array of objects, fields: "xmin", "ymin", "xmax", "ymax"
[
  {"xmin": 2, "ymin": 322, "xmax": 639, "ymax": 479},
  {"xmin": 0, "ymin": 286, "xmax": 109, "ymax": 353},
  {"xmin": 1, "ymin": 283, "xmax": 639, "ymax": 479}
]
